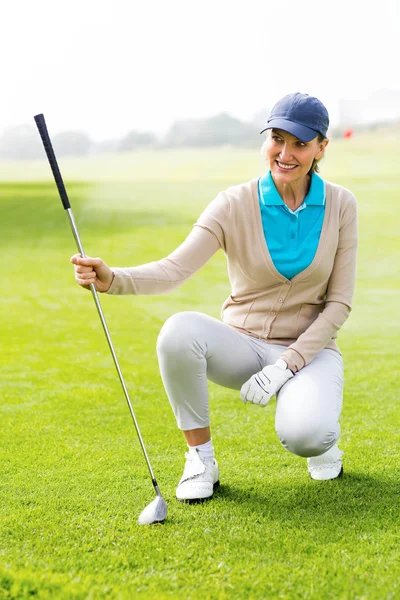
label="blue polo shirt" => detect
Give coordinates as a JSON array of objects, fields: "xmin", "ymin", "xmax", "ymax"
[{"xmin": 258, "ymin": 171, "xmax": 325, "ymax": 280}]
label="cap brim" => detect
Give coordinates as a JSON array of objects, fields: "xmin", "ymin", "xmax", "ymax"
[{"xmin": 260, "ymin": 118, "xmax": 319, "ymax": 143}]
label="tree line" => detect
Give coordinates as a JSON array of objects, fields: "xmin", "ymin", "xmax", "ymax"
[
  {"xmin": 2, "ymin": 113, "xmax": 397, "ymax": 159},
  {"xmin": 0, "ymin": 113, "xmax": 262, "ymax": 159}
]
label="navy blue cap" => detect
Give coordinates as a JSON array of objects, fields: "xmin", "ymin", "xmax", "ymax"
[{"xmin": 260, "ymin": 93, "xmax": 329, "ymax": 142}]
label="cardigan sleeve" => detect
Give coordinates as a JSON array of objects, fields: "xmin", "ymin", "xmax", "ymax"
[
  {"xmin": 106, "ymin": 190, "xmax": 230, "ymax": 295},
  {"xmin": 281, "ymin": 193, "xmax": 358, "ymax": 372},
  {"xmin": 194, "ymin": 191, "xmax": 230, "ymax": 250},
  {"xmin": 106, "ymin": 226, "xmax": 220, "ymax": 295}
]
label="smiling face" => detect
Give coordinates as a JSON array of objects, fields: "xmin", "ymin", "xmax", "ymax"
[{"xmin": 265, "ymin": 129, "xmax": 328, "ymax": 185}]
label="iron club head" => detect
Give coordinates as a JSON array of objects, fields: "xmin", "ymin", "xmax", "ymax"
[{"xmin": 138, "ymin": 495, "xmax": 168, "ymax": 525}]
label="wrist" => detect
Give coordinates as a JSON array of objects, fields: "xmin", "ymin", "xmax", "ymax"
[{"xmin": 103, "ymin": 271, "xmax": 115, "ymax": 293}]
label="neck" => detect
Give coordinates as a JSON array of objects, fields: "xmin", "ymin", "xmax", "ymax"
[{"xmin": 273, "ymin": 174, "xmax": 311, "ymax": 211}]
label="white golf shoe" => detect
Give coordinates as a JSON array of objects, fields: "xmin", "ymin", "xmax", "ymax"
[
  {"xmin": 307, "ymin": 444, "xmax": 344, "ymax": 480},
  {"xmin": 176, "ymin": 448, "xmax": 220, "ymax": 503}
]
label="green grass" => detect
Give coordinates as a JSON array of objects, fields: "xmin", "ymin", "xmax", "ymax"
[{"xmin": 1, "ymin": 134, "xmax": 399, "ymax": 599}]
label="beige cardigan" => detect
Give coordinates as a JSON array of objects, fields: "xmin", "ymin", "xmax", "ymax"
[{"xmin": 107, "ymin": 178, "xmax": 358, "ymax": 372}]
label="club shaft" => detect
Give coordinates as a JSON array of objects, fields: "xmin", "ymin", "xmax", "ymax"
[{"xmin": 66, "ymin": 208, "xmax": 160, "ymax": 493}]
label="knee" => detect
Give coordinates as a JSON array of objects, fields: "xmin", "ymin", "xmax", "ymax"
[
  {"xmin": 276, "ymin": 418, "xmax": 340, "ymax": 458},
  {"xmin": 156, "ymin": 312, "xmax": 205, "ymax": 358}
]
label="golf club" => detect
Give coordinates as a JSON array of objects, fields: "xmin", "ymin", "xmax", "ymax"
[{"xmin": 34, "ymin": 113, "xmax": 167, "ymax": 525}]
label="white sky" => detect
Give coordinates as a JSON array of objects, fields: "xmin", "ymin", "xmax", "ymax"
[{"xmin": 1, "ymin": 0, "xmax": 399, "ymax": 140}]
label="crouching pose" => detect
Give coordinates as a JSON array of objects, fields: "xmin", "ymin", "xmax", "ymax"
[{"xmin": 72, "ymin": 93, "xmax": 358, "ymax": 503}]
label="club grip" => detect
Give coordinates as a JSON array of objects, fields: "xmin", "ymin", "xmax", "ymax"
[{"xmin": 34, "ymin": 113, "xmax": 71, "ymax": 210}]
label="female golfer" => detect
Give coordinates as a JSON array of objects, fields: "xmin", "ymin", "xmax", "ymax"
[{"xmin": 71, "ymin": 93, "xmax": 358, "ymax": 503}]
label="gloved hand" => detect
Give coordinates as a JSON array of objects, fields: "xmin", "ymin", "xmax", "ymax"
[{"xmin": 240, "ymin": 358, "xmax": 294, "ymax": 407}]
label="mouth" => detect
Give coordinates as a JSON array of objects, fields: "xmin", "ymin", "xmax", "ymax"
[{"xmin": 276, "ymin": 161, "xmax": 298, "ymax": 172}]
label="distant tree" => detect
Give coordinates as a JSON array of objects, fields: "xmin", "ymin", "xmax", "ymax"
[
  {"xmin": 204, "ymin": 113, "xmax": 259, "ymax": 145},
  {"xmin": 93, "ymin": 139, "xmax": 120, "ymax": 154},
  {"xmin": 52, "ymin": 131, "xmax": 92, "ymax": 157},
  {"xmin": 164, "ymin": 113, "xmax": 259, "ymax": 147},
  {"xmin": 163, "ymin": 119, "xmax": 202, "ymax": 147},
  {"xmin": 118, "ymin": 130, "xmax": 157, "ymax": 151},
  {"xmin": 0, "ymin": 125, "xmax": 44, "ymax": 159}
]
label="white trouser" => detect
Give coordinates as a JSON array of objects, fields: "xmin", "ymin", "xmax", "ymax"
[{"xmin": 156, "ymin": 312, "xmax": 344, "ymax": 458}]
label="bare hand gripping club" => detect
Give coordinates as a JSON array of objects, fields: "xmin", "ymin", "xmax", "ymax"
[{"xmin": 34, "ymin": 114, "xmax": 167, "ymax": 525}]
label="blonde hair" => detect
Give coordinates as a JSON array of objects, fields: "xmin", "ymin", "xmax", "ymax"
[
  {"xmin": 261, "ymin": 131, "xmax": 327, "ymax": 174},
  {"xmin": 309, "ymin": 134, "xmax": 327, "ymax": 174}
]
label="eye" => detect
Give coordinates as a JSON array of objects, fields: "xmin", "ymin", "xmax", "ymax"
[
  {"xmin": 295, "ymin": 141, "xmax": 306, "ymax": 147},
  {"xmin": 272, "ymin": 135, "xmax": 282, "ymax": 142}
]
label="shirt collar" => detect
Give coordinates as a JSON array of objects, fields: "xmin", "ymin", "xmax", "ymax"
[{"xmin": 259, "ymin": 171, "xmax": 325, "ymax": 208}]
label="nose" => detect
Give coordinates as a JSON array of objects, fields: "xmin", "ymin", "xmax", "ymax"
[{"xmin": 279, "ymin": 143, "xmax": 293, "ymax": 162}]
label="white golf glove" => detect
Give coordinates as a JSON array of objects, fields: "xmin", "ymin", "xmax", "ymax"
[{"xmin": 240, "ymin": 358, "xmax": 294, "ymax": 407}]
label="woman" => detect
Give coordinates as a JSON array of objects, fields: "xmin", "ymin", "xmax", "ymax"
[{"xmin": 71, "ymin": 93, "xmax": 358, "ymax": 503}]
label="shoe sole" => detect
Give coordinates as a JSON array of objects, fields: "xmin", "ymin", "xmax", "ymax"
[
  {"xmin": 176, "ymin": 480, "xmax": 220, "ymax": 504},
  {"xmin": 309, "ymin": 465, "xmax": 344, "ymax": 481}
]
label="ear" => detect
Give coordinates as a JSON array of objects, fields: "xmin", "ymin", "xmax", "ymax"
[{"xmin": 315, "ymin": 138, "xmax": 329, "ymax": 160}]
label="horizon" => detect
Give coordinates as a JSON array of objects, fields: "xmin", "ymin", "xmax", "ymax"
[{"xmin": 2, "ymin": 101, "xmax": 399, "ymax": 147}]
